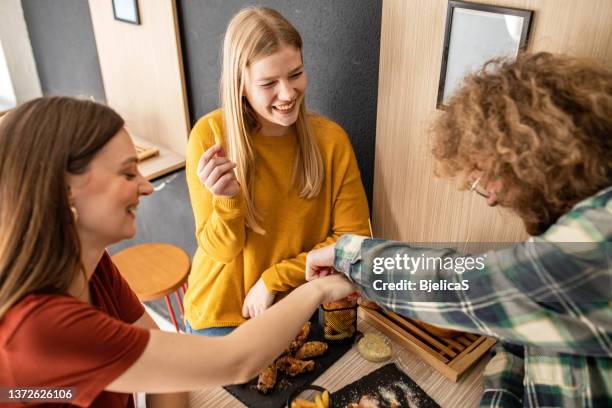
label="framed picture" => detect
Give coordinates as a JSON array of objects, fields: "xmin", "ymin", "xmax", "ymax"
[
  {"xmin": 436, "ymin": 0, "xmax": 533, "ymax": 109},
  {"xmin": 112, "ymin": 0, "xmax": 141, "ymax": 25}
]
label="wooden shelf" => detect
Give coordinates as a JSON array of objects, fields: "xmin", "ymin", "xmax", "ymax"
[
  {"xmin": 89, "ymin": 0, "xmax": 190, "ymax": 169},
  {"xmin": 132, "ymin": 135, "xmax": 185, "ymax": 181}
]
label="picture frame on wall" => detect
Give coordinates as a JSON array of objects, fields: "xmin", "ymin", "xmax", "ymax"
[
  {"xmin": 112, "ymin": 0, "xmax": 141, "ymax": 25},
  {"xmin": 436, "ymin": 0, "xmax": 533, "ymax": 109}
]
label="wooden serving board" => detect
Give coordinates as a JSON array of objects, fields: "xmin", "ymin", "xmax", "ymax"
[
  {"xmin": 359, "ymin": 307, "xmax": 496, "ymax": 382},
  {"xmin": 134, "ymin": 142, "xmax": 160, "ymax": 162}
]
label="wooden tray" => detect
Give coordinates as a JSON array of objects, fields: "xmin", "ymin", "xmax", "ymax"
[
  {"xmin": 359, "ymin": 307, "xmax": 495, "ymax": 382},
  {"xmin": 134, "ymin": 142, "xmax": 160, "ymax": 162}
]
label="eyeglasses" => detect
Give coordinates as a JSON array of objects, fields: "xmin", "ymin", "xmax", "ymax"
[{"xmin": 469, "ymin": 176, "xmax": 490, "ymax": 198}]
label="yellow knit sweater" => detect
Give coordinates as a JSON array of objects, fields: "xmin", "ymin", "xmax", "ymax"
[{"xmin": 184, "ymin": 109, "xmax": 370, "ymax": 329}]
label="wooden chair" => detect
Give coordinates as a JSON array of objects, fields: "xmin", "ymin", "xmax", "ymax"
[{"xmin": 112, "ymin": 243, "xmax": 189, "ymax": 332}]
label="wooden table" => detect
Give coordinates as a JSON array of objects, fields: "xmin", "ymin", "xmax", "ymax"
[{"xmin": 188, "ymin": 318, "xmax": 489, "ymax": 408}]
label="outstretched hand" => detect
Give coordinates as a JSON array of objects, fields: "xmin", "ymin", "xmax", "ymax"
[{"xmin": 310, "ymin": 273, "xmax": 358, "ymax": 305}]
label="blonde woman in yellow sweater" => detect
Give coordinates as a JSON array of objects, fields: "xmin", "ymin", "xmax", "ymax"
[{"xmin": 184, "ymin": 7, "xmax": 370, "ymax": 335}]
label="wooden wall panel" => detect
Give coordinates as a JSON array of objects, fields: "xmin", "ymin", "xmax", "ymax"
[
  {"xmin": 88, "ymin": 0, "xmax": 189, "ymax": 154},
  {"xmin": 374, "ymin": 0, "xmax": 612, "ymax": 243}
]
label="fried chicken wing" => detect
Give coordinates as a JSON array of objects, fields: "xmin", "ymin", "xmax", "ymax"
[
  {"xmin": 294, "ymin": 341, "xmax": 328, "ymax": 360},
  {"xmin": 276, "ymin": 356, "xmax": 315, "ymax": 376},
  {"xmin": 256, "ymin": 363, "xmax": 277, "ymax": 394},
  {"xmin": 289, "ymin": 321, "xmax": 311, "ymax": 353}
]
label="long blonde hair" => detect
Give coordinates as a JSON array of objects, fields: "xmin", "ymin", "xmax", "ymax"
[
  {"xmin": 0, "ymin": 97, "xmax": 124, "ymax": 319},
  {"xmin": 221, "ymin": 6, "xmax": 323, "ymax": 234}
]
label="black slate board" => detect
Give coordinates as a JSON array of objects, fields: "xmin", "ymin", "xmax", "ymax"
[
  {"xmin": 331, "ymin": 363, "xmax": 440, "ymax": 408},
  {"xmin": 224, "ymin": 313, "xmax": 354, "ymax": 408}
]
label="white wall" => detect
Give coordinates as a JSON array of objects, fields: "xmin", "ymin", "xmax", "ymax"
[
  {"xmin": 0, "ymin": 41, "xmax": 16, "ymax": 111},
  {"xmin": 0, "ymin": 0, "xmax": 42, "ymax": 109}
]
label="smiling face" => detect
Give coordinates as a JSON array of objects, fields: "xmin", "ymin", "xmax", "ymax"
[
  {"xmin": 67, "ymin": 128, "xmax": 153, "ymax": 248},
  {"xmin": 243, "ymin": 45, "xmax": 307, "ymax": 136}
]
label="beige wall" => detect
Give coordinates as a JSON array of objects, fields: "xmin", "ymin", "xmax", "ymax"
[
  {"xmin": 373, "ymin": 0, "xmax": 612, "ymax": 244},
  {"xmin": 88, "ymin": 0, "xmax": 189, "ymax": 155}
]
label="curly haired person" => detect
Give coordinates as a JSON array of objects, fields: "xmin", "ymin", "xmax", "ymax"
[{"xmin": 307, "ymin": 52, "xmax": 612, "ymax": 407}]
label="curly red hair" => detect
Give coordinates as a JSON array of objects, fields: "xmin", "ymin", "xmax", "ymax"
[{"xmin": 432, "ymin": 52, "xmax": 612, "ymax": 235}]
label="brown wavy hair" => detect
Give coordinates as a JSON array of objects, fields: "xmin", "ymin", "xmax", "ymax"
[
  {"xmin": 0, "ymin": 97, "xmax": 123, "ymax": 319},
  {"xmin": 432, "ymin": 52, "xmax": 612, "ymax": 235}
]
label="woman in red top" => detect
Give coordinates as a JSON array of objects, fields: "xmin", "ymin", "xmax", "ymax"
[{"xmin": 0, "ymin": 97, "xmax": 356, "ymax": 407}]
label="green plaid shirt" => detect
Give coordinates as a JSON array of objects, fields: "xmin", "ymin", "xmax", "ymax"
[{"xmin": 334, "ymin": 186, "xmax": 612, "ymax": 407}]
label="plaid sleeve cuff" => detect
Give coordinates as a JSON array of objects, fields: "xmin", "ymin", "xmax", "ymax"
[
  {"xmin": 480, "ymin": 343, "xmax": 525, "ymax": 407},
  {"xmin": 334, "ymin": 234, "xmax": 367, "ymax": 278}
]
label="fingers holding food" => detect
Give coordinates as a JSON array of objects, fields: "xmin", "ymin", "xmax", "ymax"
[
  {"xmin": 197, "ymin": 144, "xmax": 223, "ymax": 172},
  {"xmin": 197, "ymin": 145, "xmax": 239, "ymax": 197}
]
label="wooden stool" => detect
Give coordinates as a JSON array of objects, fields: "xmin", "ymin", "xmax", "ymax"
[{"xmin": 112, "ymin": 243, "xmax": 190, "ymax": 332}]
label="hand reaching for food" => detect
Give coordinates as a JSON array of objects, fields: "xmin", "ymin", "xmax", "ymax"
[{"xmin": 310, "ymin": 274, "xmax": 358, "ymax": 305}]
